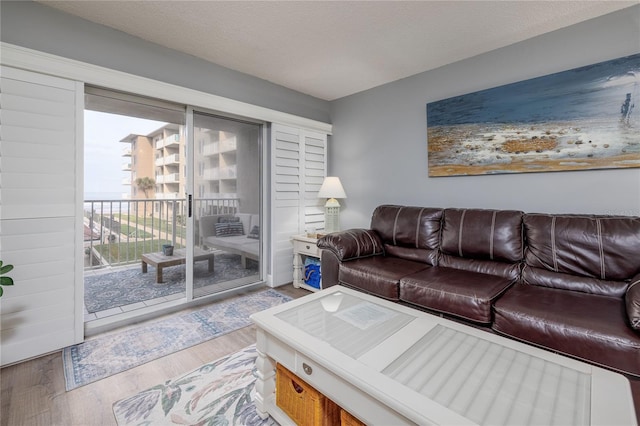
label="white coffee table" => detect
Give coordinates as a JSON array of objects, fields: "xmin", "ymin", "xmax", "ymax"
[{"xmin": 250, "ymin": 285, "xmax": 637, "ymax": 425}]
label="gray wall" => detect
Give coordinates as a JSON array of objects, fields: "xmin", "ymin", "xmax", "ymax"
[
  {"xmin": 330, "ymin": 5, "xmax": 640, "ymax": 229},
  {"xmin": 0, "ymin": 1, "xmax": 330, "ymax": 124}
]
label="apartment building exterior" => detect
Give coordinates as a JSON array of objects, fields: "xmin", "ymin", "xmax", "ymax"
[{"xmin": 120, "ymin": 123, "xmax": 252, "ymax": 214}]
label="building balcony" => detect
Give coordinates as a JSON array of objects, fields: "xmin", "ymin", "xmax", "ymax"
[
  {"xmin": 164, "ymin": 153, "xmax": 180, "ymax": 165},
  {"xmin": 83, "ymin": 197, "xmax": 244, "ymax": 319},
  {"xmin": 219, "ymin": 139, "xmax": 237, "ymax": 153},
  {"xmin": 122, "ymin": 178, "xmax": 131, "ymax": 185},
  {"xmin": 163, "ymin": 173, "xmax": 180, "ymax": 183},
  {"xmin": 219, "ymin": 165, "xmax": 237, "ymax": 179},
  {"xmin": 155, "ymin": 134, "xmax": 181, "ymax": 150},
  {"xmin": 203, "ymin": 168, "xmax": 219, "ymax": 180},
  {"xmin": 164, "ymin": 133, "xmax": 180, "ymax": 147},
  {"xmin": 203, "ymin": 142, "xmax": 219, "ymax": 156},
  {"xmin": 122, "ymin": 147, "xmax": 132, "ymax": 157},
  {"xmin": 122, "ymin": 163, "xmax": 132, "ymax": 171}
]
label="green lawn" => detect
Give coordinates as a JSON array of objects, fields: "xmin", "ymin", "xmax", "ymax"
[
  {"xmin": 95, "ymin": 239, "xmax": 184, "ymax": 264},
  {"xmin": 115, "ymin": 214, "xmax": 187, "ymax": 239},
  {"xmin": 120, "ymin": 224, "xmax": 153, "ymax": 238}
]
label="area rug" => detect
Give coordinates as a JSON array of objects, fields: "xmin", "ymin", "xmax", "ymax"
[
  {"xmin": 113, "ymin": 344, "xmax": 277, "ymax": 426},
  {"xmin": 63, "ymin": 289, "xmax": 291, "ymax": 391},
  {"xmin": 85, "ymin": 253, "xmax": 259, "ymax": 313}
]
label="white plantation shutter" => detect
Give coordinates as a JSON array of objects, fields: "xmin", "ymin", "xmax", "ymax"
[
  {"xmin": 303, "ymin": 132, "xmax": 327, "ymax": 232},
  {"xmin": 0, "ymin": 66, "xmax": 84, "ymax": 365},
  {"xmin": 269, "ymin": 124, "xmax": 326, "ymax": 287}
]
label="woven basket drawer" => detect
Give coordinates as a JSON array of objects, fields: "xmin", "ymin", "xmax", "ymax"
[
  {"xmin": 276, "ymin": 363, "xmax": 340, "ymax": 426},
  {"xmin": 340, "ymin": 408, "xmax": 366, "ymax": 426}
]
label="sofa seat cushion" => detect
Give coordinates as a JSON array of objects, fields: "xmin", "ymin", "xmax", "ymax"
[
  {"xmin": 493, "ymin": 284, "xmax": 640, "ymax": 377},
  {"xmin": 399, "ymin": 267, "xmax": 515, "ymax": 323},
  {"xmin": 338, "ymin": 256, "xmax": 430, "ymax": 301},
  {"xmin": 203, "ymin": 235, "xmax": 259, "ymax": 259}
]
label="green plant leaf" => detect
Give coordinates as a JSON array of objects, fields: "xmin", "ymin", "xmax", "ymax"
[
  {"xmin": 0, "ymin": 287, "xmax": 3, "ymax": 297},
  {"xmin": 0, "ymin": 264, "xmax": 14, "ymax": 274},
  {"xmin": 0, "ymin": 277, "xmax": 14, "ymax": 286}
]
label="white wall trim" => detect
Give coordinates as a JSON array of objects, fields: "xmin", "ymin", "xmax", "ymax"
[{"xmin": 0, "ymin": 42, "xmax": 332, "ymax": 134}]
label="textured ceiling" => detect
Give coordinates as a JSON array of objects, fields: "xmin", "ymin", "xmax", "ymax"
[{"xmin": 37, "ymin": 1, "xmax": 638, "ymax": 100}]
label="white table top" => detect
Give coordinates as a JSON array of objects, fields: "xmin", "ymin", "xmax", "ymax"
[{"xmin": 251, "ymin": 285, "xmax": 637, "ymax": 425}]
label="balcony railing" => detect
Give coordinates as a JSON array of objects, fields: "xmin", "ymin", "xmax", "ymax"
[
  {"xmin": 83, "ymin": 197, "xmax": 239, "ymax": 269},
  {"xmin": 154, "ymin": 134, "xmax": 180, "ymax": 149},
  {"xmin": 155, "ymin": 192, "xmax": 181, "ymax": 200}
]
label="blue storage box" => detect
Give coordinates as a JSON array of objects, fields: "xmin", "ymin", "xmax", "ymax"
[{"xmin": 303, "ymin": 257, "xmax": 321, "ymax": 289}]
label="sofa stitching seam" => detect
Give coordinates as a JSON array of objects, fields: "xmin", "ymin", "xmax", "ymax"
[
  {"xmin": 393, "ymin": 207, "xmax": 402, "ymax": 246},
  {"xmin": 596, "ymin": 218, "xmax": 606, "ymax": 280},
  {"xmin": 551, "ymin": 216, "xmax": 558, "ymax": 272},
  {"xmin": 490, "ymin": 211, "xmax": 496, "ymax": 261},
  {"xmin": 458, "ymin": 210, "xmax": 466, "ymax": 258}
]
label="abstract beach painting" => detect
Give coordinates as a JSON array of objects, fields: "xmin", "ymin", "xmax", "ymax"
[{"xmin": 427, "ymin": 53, "xmax": 640, "ymax": 177}]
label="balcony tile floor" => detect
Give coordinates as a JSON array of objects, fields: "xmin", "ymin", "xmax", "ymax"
[{"xmin": 83, "ymin": 265, "xmax": 186, "ymax": 322}]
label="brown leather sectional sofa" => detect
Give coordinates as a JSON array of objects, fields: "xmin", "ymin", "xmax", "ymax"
[{"xmin": 318, "ymin": 204, "xmax": 640, "ymax": 378}]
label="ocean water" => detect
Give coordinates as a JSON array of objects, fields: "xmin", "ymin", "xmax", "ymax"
[{"xmin": 84, "ymin": 192, "xmax": 124, "ymax": 201}]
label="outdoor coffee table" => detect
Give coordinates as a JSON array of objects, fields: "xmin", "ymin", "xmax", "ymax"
[
  {"xmin": 141, "ymin": 247, "xmax": 214, "ymax": 283},
  {"xmin": 250, "ymin": 285, "xmax": 637, "ymax": 425}
]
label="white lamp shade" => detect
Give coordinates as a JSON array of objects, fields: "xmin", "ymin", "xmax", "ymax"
[{"xmin": 318, "ymin": 177, "xmax": 347, "ymax": 199}]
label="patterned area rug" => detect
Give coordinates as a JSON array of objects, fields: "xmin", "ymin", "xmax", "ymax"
[
  {"xmin": 113, "ymin": 345, "xmax": 277, "ymax": 426},
  {"xmin": 63, "ymin": 289, "xmax": 291, "ymax": 390},
  {"xmin": 85, "ymin": 253, "xmax": 259, "ymax": 313}
]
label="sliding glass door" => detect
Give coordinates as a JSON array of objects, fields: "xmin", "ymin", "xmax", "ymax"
[
  {"xmin": 83, "ymin": 87, "xmax": 263, "ymax": 321},
  {"xmin": 191, "ymin": 111, "xmax": 262, "ymax": 299},
  {"xmin": 84, "ymin": 88, "xmax": 188, "ymax": 319}
]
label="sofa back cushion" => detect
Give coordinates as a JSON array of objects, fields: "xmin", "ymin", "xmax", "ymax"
[
  {"xmin": 370, "ymin": 205, "xmax": 442, "ymax": 265},
  {"xmin": 441, "ymin": 208, "xmax": 524, "ymax": 262},
  {"xmin": 523, "ymin": 214, "xmax": 640, "ymax": 297},
  {"xmin": 439, "ymin": 208, "xmax": 524, "ymax": 280}
]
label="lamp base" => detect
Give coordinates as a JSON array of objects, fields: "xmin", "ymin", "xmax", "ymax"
[{"xmin": 325, "ymin": 200, "xmax": 341, "ymax": 233}]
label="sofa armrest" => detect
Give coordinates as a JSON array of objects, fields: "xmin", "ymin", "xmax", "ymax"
[
  {"xmin": 199, "ymin": 215, "xmax": 219, "ymax": 240},
  {"xmin": 320, "ymin": 250, "xmax": 340, "ymax": 288},
  {"xmin": 627, "ymin": 274, "xmax": 640, "ymax": 331},
  {"xmin": 317, "ymin": 229, "xmax": 384, "ymax": 261}
]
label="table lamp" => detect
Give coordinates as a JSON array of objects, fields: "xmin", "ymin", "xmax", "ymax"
[{"xmin": 318, "ymin": 176, "xmax": 347, "ymax": 233}]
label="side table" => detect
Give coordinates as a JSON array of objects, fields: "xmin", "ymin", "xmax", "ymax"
[{"xmin": 291, "ymin": 234, "xmax": 323, "ymax": 291}]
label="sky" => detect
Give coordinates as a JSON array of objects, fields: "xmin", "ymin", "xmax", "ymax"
[{"xmin": 84, "ymin": 110, "xmax": 166, "ymax": 198}]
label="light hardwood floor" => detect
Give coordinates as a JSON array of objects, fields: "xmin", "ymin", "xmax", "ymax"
[{"xmin": 0, "ymin": 285, "xmax": 309, "ymax": 426}]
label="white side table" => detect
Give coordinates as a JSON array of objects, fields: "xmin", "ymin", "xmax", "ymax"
[{"xmin": 291, "ymin": 234, "xmax": 322, "ymax": 291}]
